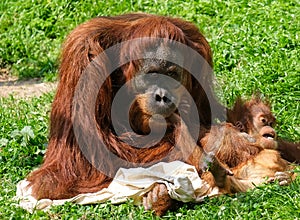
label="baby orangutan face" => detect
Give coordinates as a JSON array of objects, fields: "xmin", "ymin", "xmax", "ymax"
[
  {"xmin": 248, "ymin": 103, "xmax": 277, "ymax": 149},
  {"xmin": 232, "ymin": 99, "xmax": 277, "ymax": 149}
]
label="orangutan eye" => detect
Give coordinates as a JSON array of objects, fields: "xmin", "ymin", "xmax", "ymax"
[
  {"xmin": 166, "ymin": 65, "xmax": 179, "ymax": 78},
  {"xmin": 167, "ymin": 71, "xmax": 178, "ymax": 78},
  {"xmin": 260, "ymin": 117, "xmax": 268, "ymax": 125}
]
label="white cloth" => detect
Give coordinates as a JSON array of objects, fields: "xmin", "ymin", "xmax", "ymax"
[{"xmin": 16, "ymin": 161, "xmax": 221, "ymax": 212}]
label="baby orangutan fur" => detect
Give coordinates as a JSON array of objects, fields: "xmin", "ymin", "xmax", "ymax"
[
  {"xmin": 200, "ymin": 97, "xmax": 297, "ymax": 193},
  {"xmin": 201, "ymin": 123, "xmax": 294, "ymax": 193}
]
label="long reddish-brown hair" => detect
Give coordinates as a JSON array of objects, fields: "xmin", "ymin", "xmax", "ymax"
[{"xmin": 27, "ymin": 13, "xmax": 222, "ymax": 200}]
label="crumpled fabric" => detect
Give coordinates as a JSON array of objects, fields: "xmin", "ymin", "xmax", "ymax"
[{"xmin": 16, "ymin": 161, "xmax": 221, "ymax": 212}]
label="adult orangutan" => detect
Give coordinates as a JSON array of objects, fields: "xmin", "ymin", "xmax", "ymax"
[{"xmin": 26, "ymin": 13, "xmax": 229, "ymax": 215}]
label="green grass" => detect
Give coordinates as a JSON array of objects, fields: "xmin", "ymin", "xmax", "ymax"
[{"xmin": 0, "ymin": 0, "xmax": 299, "ymax": 219}]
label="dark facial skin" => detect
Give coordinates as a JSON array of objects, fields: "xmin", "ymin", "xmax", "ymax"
[
  {"xmin": 133, "ymin": 63, "xmax": 186, "ymax": 117},
  {"xmin": 128, "ymin": 46, "xmax": 191, "ymax": 134}
]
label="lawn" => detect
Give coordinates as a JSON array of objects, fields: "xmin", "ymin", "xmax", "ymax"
[{"xmin": 0, "ymin": 0, "xmax": 299, "ymax": 219}]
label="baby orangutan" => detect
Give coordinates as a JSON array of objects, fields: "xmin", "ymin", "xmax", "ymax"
[
  {"xmin": 200, "ymin": 97, "xmax": 296, "ymax": 193},
  {"xmin": 227, "ymin": 96, "xmax": 277, "ymax": 149},
  {"xmin": 201, "ymin": 123, "xmax": 294, "ymax": 193},
  {"xmin": 227, "ymin": 96, "xmax": 300, "ymax": 163}
]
